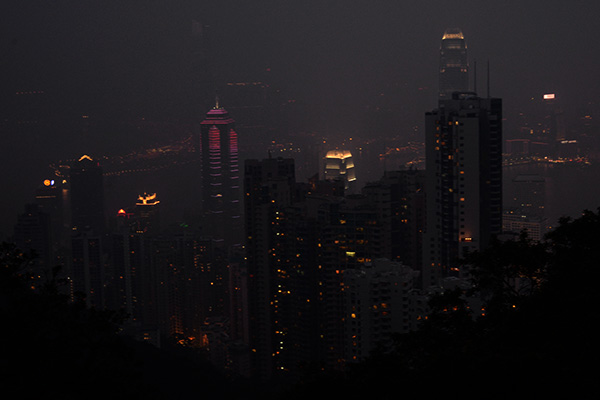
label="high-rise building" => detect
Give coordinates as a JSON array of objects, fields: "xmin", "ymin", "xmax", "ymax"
[
  {"xmin": 243, "ymin": 156, "xmax": 297, "ymax": 381},
  {"xmin": 324, "ymin": 150, "xmax": 357, "ymax": 193},
  {"xmin": 439, "ymin": 28, "xmax": 469, "ymax": 99},
  {"xmin": 343, "ymin": 259, "xmax": 419, "ymax": 363},
  {"xmin": 134, "ymin": 192, "xmax": 161, "ymax": 234},
  {"xmin": 200, "ymin": 101, "xmax": 242, "ymax": 247},
  {"xmin": 423, "ymin": 92, "xmax": 502, "ymax": 288},
  {"xmin": 69, "ymin": 155, "xmax": 107, "ymax": 307},
  {"xmin": 361, "ymin": 169, "xmax": 426, "ymax": 274},
  {"xmin": 69, "ymin": 155, "xmax": 105, "ymax": 236}
]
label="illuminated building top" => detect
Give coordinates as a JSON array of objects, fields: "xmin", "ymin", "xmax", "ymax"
[
  {"xmin": 324, "ymin": 149, "xmax": 356, "ymax": 190},
  {"xmin": 326, "ymin": 149, "xmax": 354, "ymax": 160},
  {"xmin": 201, "ymin": 97, "xmax": 235, "ymax": 124},
  {"xmin": 439, "ymin": 28, "xmax": 469, "ymax": 99},
  {"xmin": 78, "ymin": 154, "xmax": 94, "ymax": 162},
  {"xmin": 136, "ymin": 193, "xmax": 160, "ymax": 206},
  {"xmin": 442, "ymin": 28, "xmax": 465, "ymax": 40}
]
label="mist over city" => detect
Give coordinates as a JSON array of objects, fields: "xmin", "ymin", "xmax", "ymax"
[{"xmin": 1, "ymin": 1, "xmax": 600, "ymax": 399}]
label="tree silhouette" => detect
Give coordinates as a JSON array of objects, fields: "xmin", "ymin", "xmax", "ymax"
[
  {"xmin": 280, "ymin": 209, "xmax": 600, "ymax": 400},
  {"xmin": 0, "ymin": 242, "xmax": 237, "ymax": 399}
]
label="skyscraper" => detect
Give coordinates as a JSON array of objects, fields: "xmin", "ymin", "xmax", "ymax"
[
  {"xmin": 439, "ymin": 28, "xmax": 469, "ymax": 99},
  {"xmin": 69, "ymin": 155, "xmax": 105, "ymax": 236},
  {"xmin": 200, "ymin": 100, "xmax": 242, "ymax": 247},
  {"xmin": 324, "ymin": 150, "xmax": 357, "ymax": 193},
  {"xmin": 69, "ymin": 155, "xmax": 107, "ymax": 307},
  {"xmin": 134, "ymin": 192, "xmax": 161, "ymax": 234},
  {"xmin": 243, "ymin": 157, "xmax": 297, "ymax": 380},
  {"xmin": 423, "ymin": 92, "xmax": 502, "ymax": 288}
]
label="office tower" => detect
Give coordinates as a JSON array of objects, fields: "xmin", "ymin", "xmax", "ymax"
[
  {"xmin": 423, "ymin": 92, "xmax": 502, "ymax": 288},
  {"xmin": 68, "ymin": 155, "xmax": 107, "ymax": 307},
  {"xmin": 439, "ymin": 28, "xmax": 469, "ymax": 99},
  {"xmin": 200, "ymin": 101, "xmax": 242, "ymax": 247},
  {"xmin": 134, "ymin": 192, "xmax": 161, "ymax": 234},
  {"xmin": 324, "ymin": 150, "xmax": 357, "ymax": 192},
  {"xmin": 69, "ymin": 155, "xmax": 105, "ymax": 236}
]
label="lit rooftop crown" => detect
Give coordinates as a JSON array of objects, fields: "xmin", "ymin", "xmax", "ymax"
[
  {"xmin": 137, "ymin": 193, "xmax": 160, "ymax": 206},
  {"xmin": 326, "ymin": 149, "xmax": 353, "ymax": 159},
  {"xmin": 442, "ymin": 28, "xmax": 464, "ymax": 40}
]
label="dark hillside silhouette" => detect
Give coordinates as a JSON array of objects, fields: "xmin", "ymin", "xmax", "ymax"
[
  {"xmin": 0, "ymin": 243, "xmax": 246, "ymax": 399},
  {"xmin": 282, "ymin": 209, "xmax": 600, "ymax": 400}
]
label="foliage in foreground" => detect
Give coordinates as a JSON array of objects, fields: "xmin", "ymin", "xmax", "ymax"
[
  {"xmin": 0, "ymin": 243, "xmax": 238, "ymax": 399},
  {"xmin": 283, "ymin": 209, "xmax": 600, "ymax": 400}
]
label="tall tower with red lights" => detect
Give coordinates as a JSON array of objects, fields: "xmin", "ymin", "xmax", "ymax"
[{"xmin": 200, "ymin": 99, "xmax": 242, "ymax": 247}]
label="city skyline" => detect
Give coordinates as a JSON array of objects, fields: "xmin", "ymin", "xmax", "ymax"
[
  {"xmin": 2, "ymin": 2, "xmax": 600, "ymax": 239},
  {"xmin": 2, "ymin": 3, "xmax": 600, "ymax": 395}
]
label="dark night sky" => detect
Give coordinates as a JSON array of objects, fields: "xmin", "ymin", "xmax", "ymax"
[
  {"xmin": 3, "ymin": 1, "xmax": 600, "ymax": 117},
  {"xmin": 2, "ymin": 0, "xmax": 600, "ymax": 237}
]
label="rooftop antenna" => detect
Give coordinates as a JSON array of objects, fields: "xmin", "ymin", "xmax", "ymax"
[
  {"xmin": 473, "ymin": 59, "xmax": 477, "ymax": 95},
  {"xmin": 487, "ymin": 59, "xmax": 490, "ymax": 98}
]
